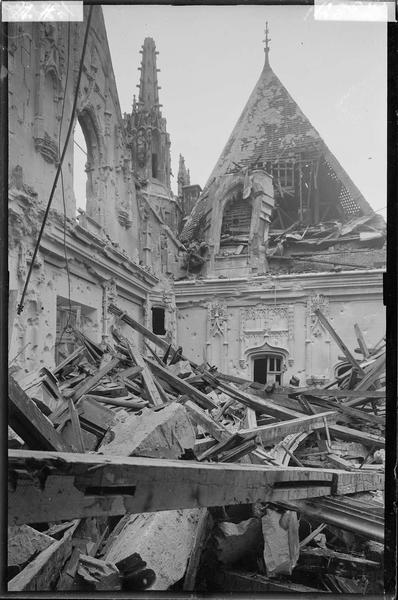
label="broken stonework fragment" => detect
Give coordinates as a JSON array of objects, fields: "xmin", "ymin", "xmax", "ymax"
[
  {"xmin": 262, "ymin": 509, "xmax": 299, "ymax": 577},
  {"xmin": 104, "ymin": 509, "xmax": 202, "ymax": 590},
  {"xmin": 8, "ymin": 525, "xmax": 55, "ymax": 569},
  {"xmin": 214, "ymin": 518, "xmax": 263, "ymax": 566},
  {"xmin": 101, "ymin": 403, "xmax": 195, "ymax": 459}
]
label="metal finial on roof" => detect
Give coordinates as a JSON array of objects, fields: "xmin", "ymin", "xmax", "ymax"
[{"xmin": 263, "ymin": 21, "xmax": 271, "ymax": 65}]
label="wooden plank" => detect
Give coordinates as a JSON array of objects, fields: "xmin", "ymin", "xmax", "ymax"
[
  {"xmin": 350, "ymin": 353, "xmax": 385, "ymax": 395},
  {"xmin": 8, "ymin": 376, "xmax": 72, "ymax": 452},
  {"xmin": 65, "ymin": 358, "xmax": 120, "ymax": 402},
  {"xmin": 299, "ymin": 523, "xmax": 326, "ymax": 548},
  {"xmin": 184, "ymin": 399, "xmax": 231, "ymax": 442},
  {"xmin": 239, "ymin": 412, "xmax": 337, "ymax": 446},
  {"xmin": 314, "ymin": 309, "xmax": 365, "ymax": 375},
  {"xmin": 8, "ymin": 450, "xmax": 384, "ymax": 525},
  {"xmin": 246, "ymin": 408, "xmax": 257, "ymax": 428},
  {"xmin": 354, "ymin": 323, "xmax": 370, "ymax": 358},
  {"xmin": 68, "ymin": 398, "xmax": 85, "ymax": 453},
  {"xmin": 145, "ymin": 358, "xmax": 217, "ymax": 410},
  {"xmin": 53, "ymin": 346, "xmax": 84, "ymax": 375},
  {"xmin": 328, "ymin": 424, "xmax": 384, "ymax": 448},
  {"xmin": 215, "ymin": 569, "xmax": 324, "ymax": 593},
  {"xmin": 109, "ymin": 304, "xmax": 170, "ymax": 352},
  {"xmin": 109, "ymin": 303, "xmax": 200, "ymax": 368},
  {"xmin": 215, "ymin": 379, "xmax": 303, "ymax": 420},
  {"xmin": 8, "ymin": 520, "xmax": 80, "ymax": 591},
  {"xmin": 302, "ymin": 394, "xmax": 384, "ymax": 426},
  {"xmin": 84, "ymin": 394, "xmax": 149, "ymax": 410},
  {"xmin": 124, "ymin": 339, "xmax": 163, "ymax": 407},
  {"xmin": 326, "ymin": 454, "xmax": 355, "ymax": 471},
  {"xmin": 182, "ymin": 508, "xmax": 213, "ymax": 591},
  {"xmin": 283, "ymin": 388, "xmax": 385, "ymax": 399}
]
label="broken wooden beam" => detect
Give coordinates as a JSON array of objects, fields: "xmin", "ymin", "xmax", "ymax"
[
  {"xmin": 350, "ymin": 352, "xmax": 386, "ymax": 394},
  {"xmin": 239, "ymin": 411, "xmax": 337, "ymax": 446},
  {"xmin": 277, "ymin": 497, "xmax": 384, "ymax": 542},
  {"xmin": 182, "ymin": 508, "xmax": 213, "ymax": 591},
  {"xmin": 354, "ymin": 323, "xmax": 370, "ymax": 358},
  {"xmin": 66, "ymin": 357, "xmax": 120, "ymax": 402},
  {"xmin": 314, "ymin": 309, "xmax": 365, "ymax": 375},
  {"xmin": 109, "ymin": 304, "xmax": 171, "ymax": 353},
  {"xmin": 8, "ymin": 450, "xmax": 384, "ymax": 525},
  {"xmin": 76, "ymin": 554, "xmax": 121, "ymax": 591},
  {"xmin": 213, "ymin": 379, "xmax": 303, "ymax": 420},
  {"xmin": 214, "ymin": 569, "xmax": 320, "ymax": 593},
  {"xmin": 124, "ymin": 339, "xmax": 163, "ymax": 407},
  {"xmin": 145, "ymin": 358, "xmax": 217, "ymax": 410},
  {"xmin": 184, "ymin": 399, "xmax": 231, "ymax": 443},
  {"xmin": 328, "ymin": 424, "xmax": 385, "ymax": 448},
  {"xmin": 8, "ymin": 376, "xmax": 72, "ymax": 452}
]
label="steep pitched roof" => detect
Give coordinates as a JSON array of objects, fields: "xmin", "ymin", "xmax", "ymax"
[
  {"xmin": 206, "ymin": 60, "xmax": 372, "ymax": 213},
  {"xmin": 181, "ymin": 51, "xmax": 375, "ymax": 245}
]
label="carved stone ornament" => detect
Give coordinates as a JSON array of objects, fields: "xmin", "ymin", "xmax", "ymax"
[
  {"xmin": 307, "ymin": 293, "xmax": 329, "ymax": 338},
  {"xmin": 208, "ymin": 301, "xmax": 227, "ymax": 337},
  {"xmin": 104, "ymin": 278, "xmax": 117, "ymax": 303},
  {"xmin": 239, "ymin": 304, "xmax": 293, "ymax": 364},
  {"xmin": 41, "ymin": 23, "xmax": 64, "ymax": 80},
  {"xmin": 34, "ymin": 131, "xmax": 59, "ymax": 163}
]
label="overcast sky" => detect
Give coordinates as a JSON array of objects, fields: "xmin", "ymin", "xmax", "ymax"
[{"xmin": 75, "ymin": 5, "xmax": 386, "ymax": 218}]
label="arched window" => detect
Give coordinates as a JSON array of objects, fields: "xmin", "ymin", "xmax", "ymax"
[
  {"xmin": 253, "ymin": 353, "xmax": 284, "ymax": 385},
  {"xmin": 73, "ymin": 110, "xmax": 102, "ymax": 221},
  {"xmin": 73, "ymin": 119, "xmax": 87, "ymax": 212},
  {"xmin": 221, "ymin": 194, "xmax": 252, "ymax": 239}
]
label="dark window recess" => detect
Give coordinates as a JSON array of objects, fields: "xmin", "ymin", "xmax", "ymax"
[
  {"xmin": 152, "ymin": 307, "xmax": 166, "ymax": 335},
  {"xmin": 253, "ymin": 355, "xmax": 283, "ymax": 385},
  {"xmin": 221, "ymin": 195, "xmax": 251, "ymax": 237},
  {"xmin": 151, "ymin": 153, "xmax": 158, "ymax": 179}
]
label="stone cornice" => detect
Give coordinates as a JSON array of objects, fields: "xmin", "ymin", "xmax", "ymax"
[
  {"xmin": 40, "ymin": 224, "xmax": 157, "ymax": 298},
  {"xmin": 174, "ymin": 269, "xmax": 384, "ymax": 304}
]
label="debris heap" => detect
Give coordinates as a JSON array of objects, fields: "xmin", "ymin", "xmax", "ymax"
[{"xmin": 8, "ymin": 305, "xmax": 385, "ymax": 592}]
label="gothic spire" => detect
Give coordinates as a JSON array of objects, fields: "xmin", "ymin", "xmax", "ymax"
[
  {"xmin": 137, "ymin": 37, "xmax": 161, "ymax": 111},
  {"xmin": 177, "ymin": 154, "xmax": 190, "ymax": 196},
  {"xmin": 263, "ymin": 21, "xmax": 271, "ymax": 66}
]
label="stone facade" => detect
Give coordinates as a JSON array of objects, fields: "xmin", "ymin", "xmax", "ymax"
[
  {"xmin": 175, "ymin": 269, "xmax": 384, "ymax": 385},
  {"xmin": 8, "ymin": 9, "xmax": 385, "ymax": 389},
  {"xmin": 8, "ymin": 8, "xmax": 185, "ymax": 376}
]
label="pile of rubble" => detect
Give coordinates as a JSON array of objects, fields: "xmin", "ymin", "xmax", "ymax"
[{"xmin": 8, "ymin": 304, "xmax": 385, "ymax": 592}]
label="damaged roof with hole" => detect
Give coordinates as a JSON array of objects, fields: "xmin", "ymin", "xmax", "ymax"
[{"xmin": 180, "ymin": 47, "xmax": 377, "ymax": 245}]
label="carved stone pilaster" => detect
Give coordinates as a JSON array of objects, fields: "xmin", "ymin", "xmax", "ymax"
[
  {"xmin": 208, "ymin": 301, "xmax": 228, "ymax": 338},
  {"xmin": 306, "ymin": 293, "xmax": 329, "ymax": 338}
]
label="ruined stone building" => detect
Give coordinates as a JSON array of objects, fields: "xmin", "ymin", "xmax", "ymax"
[
  {"xmin": 175, "ymin": 29, "xmax": 386, "ymax": 386},
  {"xmin": 8, "ymin": 7, "xmax": 185, "ymax": 377},
  {"xmin": 8, "ymin": 7, "xmax": 385, "ymax": 389}
]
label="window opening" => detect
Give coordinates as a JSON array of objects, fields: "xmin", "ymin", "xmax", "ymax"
[
  {"xmin": 152, "ymin": 307, "xmax": 166, "ymax": 335},
  {"xmin": 253, "ymin": 354, "xmax": 283, "ymax": 385},
  {"xmin": 73, "ymin": 119, "xmax": 88, "ymax": 213},
  {"xmin": 55, "ymin": 297, "xmax": 96, "ymax": 365},
  {"xmin": 152, "ymin": 153, "xmax": 158, "ymax": 179}
]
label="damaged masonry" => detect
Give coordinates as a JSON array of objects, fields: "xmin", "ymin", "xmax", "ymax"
[{"xmin": 7, "ymin": 7, "xmax": 386, "ymax": 594}]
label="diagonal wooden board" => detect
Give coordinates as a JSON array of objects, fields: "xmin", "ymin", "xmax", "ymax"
[
  {"xmin": 8, "ymin": 376, "xmax": 73, "ymax": 452},
  {"xmin": 239, "ymin": 411, "xmax": 338, "ymax": 446},
  {"xmin": 145, "ymin": 357, "xmax": 217, "ymax": 410},
  {"xmin": 9, "ymin": 450, "xmax": 384, "ymax": 525}
]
